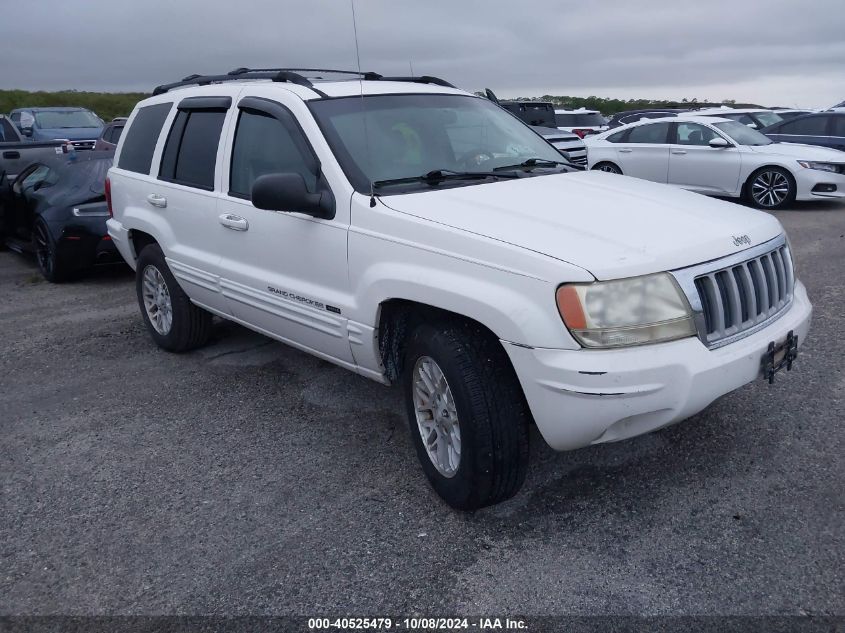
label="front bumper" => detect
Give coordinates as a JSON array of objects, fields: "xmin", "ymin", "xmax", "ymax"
[
  {"xmin": 503, "ymin": 281, "xmax": 812, "ymax": 451},
  {"xmin": 795, "ymin": 168, "xmax": 845, "ymax": 200}
]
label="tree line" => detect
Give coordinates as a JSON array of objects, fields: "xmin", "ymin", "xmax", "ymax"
[{"xmin": 1, "ymin": 89, "xmax": 765, "ymax": 122}]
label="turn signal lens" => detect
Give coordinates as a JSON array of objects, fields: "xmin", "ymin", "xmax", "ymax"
[{"xmin": 556, "ymin": 273, "xmax": 696, "ymax": 348}]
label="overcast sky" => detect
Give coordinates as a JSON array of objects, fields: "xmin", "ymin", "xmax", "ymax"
[{"xmin": 3, "ymin": 0, "xmax": 843, "ymax": 108}]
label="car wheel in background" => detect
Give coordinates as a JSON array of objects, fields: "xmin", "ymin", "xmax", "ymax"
[
  {"xmin": 745, "ymin": 167, "xmax": 796, "ymax": 210},
  {"xmin": 135, "ymin": 243, "xmax": 212, "ymax": 352},
  {"xmin": 401, "ymin": 321, "xmax": 530, "ymax": 510},
  {"xmin": 33, "ymin": 219, "xmax": 69, "ymax": 283},
  {"xmin": 592, "ymin": 162, "xmax": 622, "ymax": 175}
]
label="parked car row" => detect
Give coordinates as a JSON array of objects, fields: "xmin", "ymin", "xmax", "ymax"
[{"xmin": 586, "ymin": 114, "xmax": 845, "ymax": 209}]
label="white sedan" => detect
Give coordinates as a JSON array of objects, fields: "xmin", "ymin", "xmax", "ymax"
[{"xmin": 585, "ymin": 115, "xmax": 845, "ymax": 209}]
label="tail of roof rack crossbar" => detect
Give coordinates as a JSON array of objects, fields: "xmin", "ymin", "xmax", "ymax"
[{"xmin": 152, "ymin": 68, "xmax": 456, "ymax": 96}]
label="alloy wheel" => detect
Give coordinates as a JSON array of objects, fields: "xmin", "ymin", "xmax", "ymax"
[
  {"xmin": 751, "ymin": 170, "xmax": 790, "ymax": 208},
  {"xmin": 141, "ymin": 265, "xmax": 173, "ymax": 335},
  {"xmin": 34, "ymin": 223, "xmax": 53, "ymax": 276},
  {"xmin": 412, "ymin": 356, "xmax": 461, "ymax": 478}
]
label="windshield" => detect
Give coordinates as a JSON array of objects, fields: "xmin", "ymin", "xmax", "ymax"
[
  {"xmin": 309, "ymin": 94, "xmax": 565, "ymax": 193},
  {"xmin": 753, "ymin": 111, "xmax": 783, "ymax": 127},
  {"xmin": 714, "ymin": 120, "xmax": 773, "ymax": 146},
  {"xmin": 33, "ymin": 110, "xmax": 102, "ymax": 129},
  {"xmin": 555, "ymin": 112, "xmax": 605, "ymax": 127}
]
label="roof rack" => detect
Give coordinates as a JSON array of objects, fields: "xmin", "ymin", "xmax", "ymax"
[{"xmin": 152, "ymin": 68, "xmax": 456, "ymax": 96}]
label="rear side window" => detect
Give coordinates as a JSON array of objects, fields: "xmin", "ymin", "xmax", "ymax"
[
  {"xmin": 606, "ymin": 129, "xmax": 627, "ymax": 143},
  {"xmin": 229, "ymin": 110, "xmax": 317, "ymax": 199},
  {"xmin": 627, "ymin": 122, "xmax": 670, "ymax": 144},
  {"xmin": 832, "ymin": 116, "xmax": 845, "ymax": 136},
  {"xmin": 160, "ymin": 109, "xmax": 227, "ymax": 190},
  {"xmin": 118, "ymin": 103, "xmax": 172, "ymax": 174},
  {"xmin": 778, "ymin": 116, "xmax": 829, "ymax": 136}
]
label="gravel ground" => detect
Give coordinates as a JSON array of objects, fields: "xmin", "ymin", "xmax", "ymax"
[{"xmin": 1, "ymin": 199, "xmax": 843, "ymax": 620}]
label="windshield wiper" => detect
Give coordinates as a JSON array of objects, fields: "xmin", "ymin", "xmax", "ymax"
[
  {"xmin": 492, "ymin": 158, "xmax": 570, "ymax": 171},
  {"xmin": 373, "ymin": 169, "xmax": 517, "ymax": 189}
]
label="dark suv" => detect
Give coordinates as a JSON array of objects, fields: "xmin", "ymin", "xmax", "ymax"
[{"xmin": 762, "ymin": 112, "xmax": 845, "ymax": 152}]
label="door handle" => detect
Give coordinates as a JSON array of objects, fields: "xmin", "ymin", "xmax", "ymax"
[
  {"xmin": 146, "ymin": 193, "xmax": 167, "ymax": 208},
  {"xmin": 2, "ymin": 151, "xmax": 20, "ymax": 159},
  {"xmin": 671, "ymin": 149, "xmax": 687, "ymax": 155},
  {"xmin": 619, "ymin": 148, "xmax": 633, "ymax": 153},
  {"xmin": 219, "ymin": 213, "xmax": 249, "ymax": 231}
]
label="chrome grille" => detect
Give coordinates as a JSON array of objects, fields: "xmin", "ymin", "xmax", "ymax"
[{"xmin": 672, "ymin": 236, "xmax": 794, "ymax": 348}]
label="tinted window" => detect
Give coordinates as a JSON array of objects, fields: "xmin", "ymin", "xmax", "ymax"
[
  {"xmin": 230, "ymin": 110, "xmax": 317, "ymax": 198},
  {"xmin": 675, "ymin": 122, "xmax": 720, "ymax": 145},
  {"xmin": 118, "ymin": 103, "xmax": 172, "ymax": 174},
  {"xmin": 627, "ymin": 122, "xmax": 670, "ymax": 143},
  {"xmin": 160, "ymin": 109, "xmax": 226, "ymax": 190},
  {"xmin": 556, "ymin": 112, "xmax": 605, "ymax": 127},
  {"xmin": 778, "ymin": 115, "xmax": 829, "ymax": 136},
  {"xmin": 832, "ymin": 116, "xmax": 845, "ymax": 136},
  {"xmin": 109, "ymin": 125, "xmax": 124, "ymax": 144},
  {"xmin": 0, "ymin": 118, "xmax": 16, "ymax": 141},
  {"xmin": 607, "ymin": 130, "xmax": 627, "ymax": 143}
]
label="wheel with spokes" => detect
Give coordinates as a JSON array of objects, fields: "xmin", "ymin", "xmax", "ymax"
[
  {"xmin": 33, "ymin": 219, "xmax": 68, "ymax": 283},
  {"xmin": 592, "ymin": 161, "xmax": 622, "ymax": 175},
  {"xmin": 402, "ymin": 321, "xmax": 530, "ymax": 510},
  {"xmin": 135, "ymin": 243, "xmax": 212, "ymax": 352},
  {"xmin": 745, "ymin": 167, "xmax": 795, "ymax": 210}
]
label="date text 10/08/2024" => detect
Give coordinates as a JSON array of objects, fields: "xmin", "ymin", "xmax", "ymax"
[{"xmin": 307, "ymin": 617, "xmax": 528, "ymax": 630}]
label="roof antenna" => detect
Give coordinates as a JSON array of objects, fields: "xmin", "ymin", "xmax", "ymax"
[
  {"xmin": 350, "ymin": 0, "xmax": 376, "ymax": 208},
  {"xmin": 409, "ymin": 60, "xmax": 415, "ymax": 77}
]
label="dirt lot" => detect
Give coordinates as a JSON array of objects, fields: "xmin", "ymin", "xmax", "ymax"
[{"xmin": 1, "ymin": 199, "xmax": 843, "ymax": 618}]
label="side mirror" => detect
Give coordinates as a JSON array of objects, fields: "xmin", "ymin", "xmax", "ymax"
[
  {"xmin": 251, "ymin": 172, "xmax": 331, "ymax": 218},
  {"xmin": 746, "ymin": 123, "xmax": 758, "ymax": 129},
  {"xmin": 20, "ymin": 127, "xmax": 32, "ymax": 137},
  {"xmin": 709, "ymin": 137, "xmax": 731, "ymax": 148}
]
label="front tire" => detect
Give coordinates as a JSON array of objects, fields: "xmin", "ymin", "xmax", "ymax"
[
  {"xmin": 402, "ymin": 321, "xmax": 530, "ymax": 510},
  {"xmin": 34, "ymin": 219, "xmax": 69, "ymax": 283},
  {"xmin": 745, "ymin": 167, "xmax": 796, "ymax": 210},
  {"xmin": 592, "ymin": 161, "xmax": 622, "ymax": 175},
  {"xmin": 135, "ymin": 243, "xmax": 212, "ymax": 352}
]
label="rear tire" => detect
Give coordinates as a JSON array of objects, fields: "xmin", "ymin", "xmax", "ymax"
[
  {"xmin": 744, "ymin": 166, "xmax": 796, "ymax": 210},
  {"xmin": 401, "ymin": 321, "xmax": 530, "ymax": 510},
  {"xmin": 135, "ymin": 243, "xmax": 212, "ymax": 352},
  {"xmin": 34, "ymin": 219, "xmax": 69, "ymax": 283},
  {"xmin": 592, "ymin": 161, "xmax": 622, "ymax": 174}
]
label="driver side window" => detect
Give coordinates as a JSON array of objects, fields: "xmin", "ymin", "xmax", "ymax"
[{"xmin": 229, "ymin": 109, "xmax": 318, "ymax": 200}]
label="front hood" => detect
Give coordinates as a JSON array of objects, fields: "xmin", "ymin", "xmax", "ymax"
[
  {"xmin": 751, "ymin": 142, "xmax": 845, "ymax": 161},
  {"xmin": 380, "ymin": 171, "xmax": 783, "ymax": 280},
  {"xmin": 35, "ymin": 127, "xmax": 100, "ymax": 141}
]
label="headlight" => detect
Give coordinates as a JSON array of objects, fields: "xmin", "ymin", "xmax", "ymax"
[
  {"xmin": 556, "ymin": 273, "xmax": 696, "ymax": 348},
  {"xmin": 797, "ymin": 161, "xmax": 838, "ymax": 173}
]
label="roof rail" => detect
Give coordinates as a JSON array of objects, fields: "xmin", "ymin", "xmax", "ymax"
[{"xmin": 151, "ymin": 68, "xmax": 456, "ymax": 96}]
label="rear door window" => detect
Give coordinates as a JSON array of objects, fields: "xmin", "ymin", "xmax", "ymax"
[
  {"xmin": 118, "ymin": 103, "xmax": 172, "ymax": 174},
  {"xmin": 159, "ymin": 109, "xmax": 227, "ymax": 190},
  {"xmin": 778, "ymin": 116, "xmax": 830, "ymax": 136},
  {"xmin": 627, "ymin": 122, "xmax": 671, "ymax": 143}
]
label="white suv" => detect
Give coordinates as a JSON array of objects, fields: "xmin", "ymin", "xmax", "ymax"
[{"xmin": 106, "ymin": 68, "xmax": 812, "ymax": 510}]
